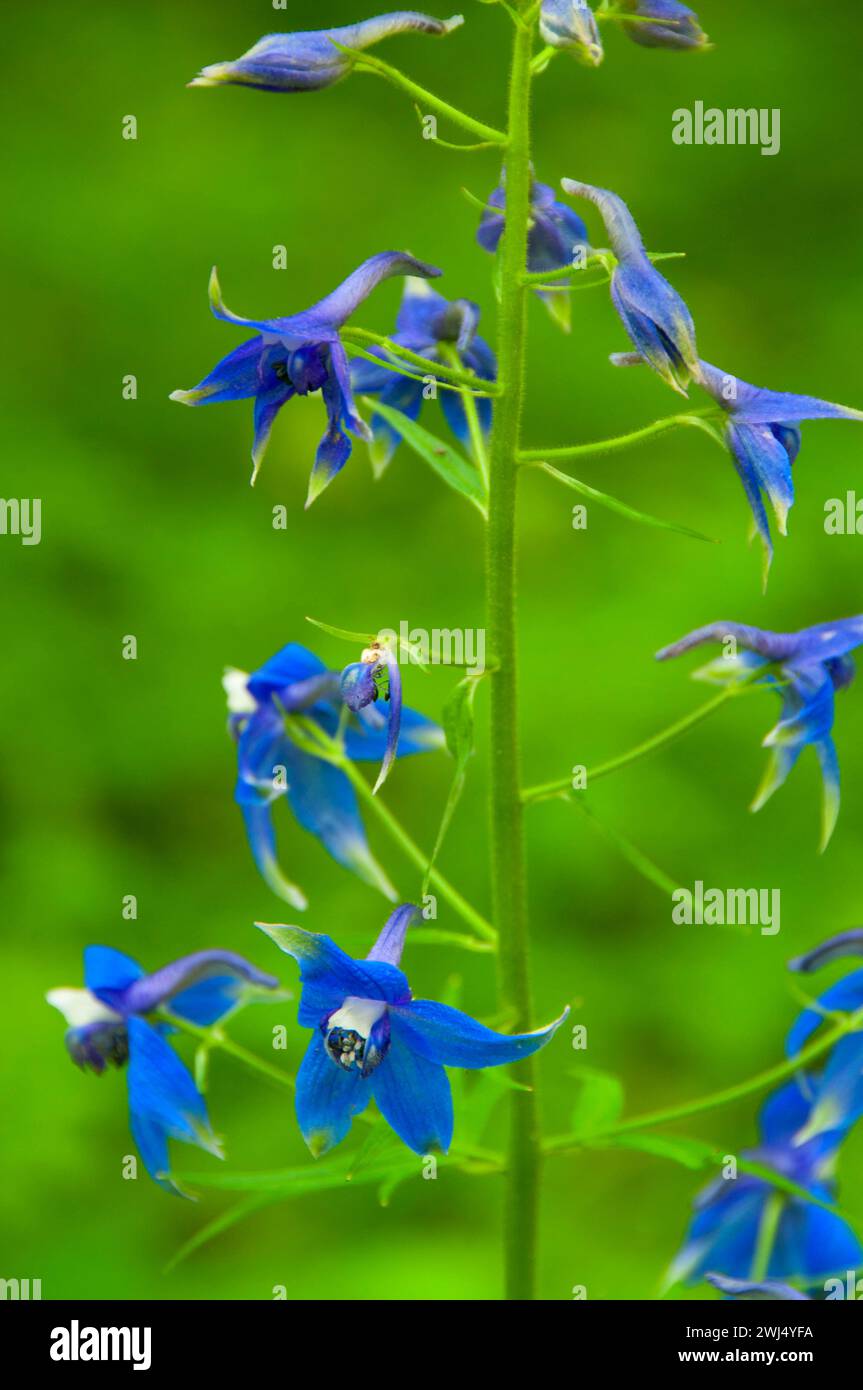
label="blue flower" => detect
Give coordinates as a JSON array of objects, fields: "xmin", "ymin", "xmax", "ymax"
[
  {"xmin": 225, "ymin": 643, "xmax": 444, "ymax": 909},
  {"xmin": 189, "ymin": 13, "xmax": 465, "ymax": 92},
  {"xmin": 477, "ymin": 175, "xmax": 591, "ymax": 331},
  {"xmin": 258, "ymin": 906, "xmax": 568, "ymax": 1156},
  {"xmin": 786, "ymin": 932, "xmax": 863, "ymax": 1144},
  {"xmin": 656, "ymin": 617, "xmax": 863, "ymax": 850},
  {"xmin": 349, "ymin": 278, "xmax": 496, "ymax": 472},
  {"xmin": 171, "ymin": 253, "xmax": 442, "ymax": 502},
  {"xmin": 561, "ymin": 178, "xmax": 699, "ymax": 393},
  {"xmin": 47, "ymin": 948, "xmax": 279, "ymax": 1196},
  {"xmin": 696, "ymin": 361, "xmax": 863, "ymax": 577},
  {"xmin": 619, "ymin": 0, "xmax": 708, "ymax": 50},
  {"xmin": 539, "ymin": 1, "xmax": 604, "ymax": 66},
  {"xmin": 669, "ymin": 1080, "xmax": 862, "ymax": 1288},
  {"xmin": 706, "ymin": 1274, "xmax": 810, "ymax": 1301}
]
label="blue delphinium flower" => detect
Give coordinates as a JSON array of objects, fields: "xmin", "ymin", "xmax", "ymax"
[
  {"xmin": 694, "ymin": 360, "xmax": 863, "ymax": 578},
  {"xmin": 561, "ymin": 178, "xmax": 699, "ymax": 393},
  {"xmin": 618, "ymin": 0, "xmax": 709, "ymax": 50},
  {"xmin": 225, "ymin": 643, "xmax": 444, "ymax": 909},
  {"xmin": 539, "ymin": 1, "xmax": 604, "ymax": 66},
  {"xmin": 706, "ymin": 1274, "xmax": 810, "ymax": 1301},
  {"xmin": 171, "ymin": 253, "xmax": 441, "ymax": 502},
  {"xmin": 47, "ymin": 947, "xmax": 279, "ymax": 1196},
  {"xmin": 349, "ymin": 278, "xmax": 496, "ymax": 473},
  {"xmin": 786, "ymin": 932, "xmax": 863, "ymax": 1144},
  {"xmin": 339, "ymin": 641, "xmax": 404, "ymax": 792},
  {"xmin": 258, "ymin": 905, "xmax": 568, "ymax": 1156},
  {"xmin": 656, "ymin": 617, "xmax": 863, "ymax": 850},
  {"xmin": 669, "ymin": 1080, "xmax": 862, "ymax": 1288},
  {"xmin": 189, "ymin": 13, "xmax": 465, "ymax": 92},
  {"xmin": 477, "ymin": 175, "xmax": 591, "ymax": 331}
]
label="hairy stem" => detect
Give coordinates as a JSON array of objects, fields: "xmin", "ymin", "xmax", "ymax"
[{"xmin": 486, "ymin": 9, "xmax": 538, "ymax": 1301}]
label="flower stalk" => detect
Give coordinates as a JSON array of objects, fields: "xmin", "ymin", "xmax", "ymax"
[{"xmin": 485, "ymin": 4, "xmax": 539, "ymax": 1301}]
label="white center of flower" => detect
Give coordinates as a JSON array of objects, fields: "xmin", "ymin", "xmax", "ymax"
[
  {"xmin": 46, "ymin": 988, "xmax": 123, "ymax": 1029},
  {"xmin": 324, "ymin": 997, "xmax": 387, "ymax": 1072},
  {"xmin": 223, "ymin": 667, "xmax": 257, "ymax": 714}
]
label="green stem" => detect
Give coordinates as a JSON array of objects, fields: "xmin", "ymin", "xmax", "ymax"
[
  {"xmin": 335, "ymin": 45, "xmax": 508, "ymax": 144},
  {"xmin": 518, "ymin": 411, "xmax": 720, "ymax": 463},
  {"xmin": 751, "ymin": 1193, "xmax": 784, "ymax": 1282},
  {"xmin": 340, "ymin": 757, "xmax": 498, "ymax": 945},
  {"xmin": 520, "ymin": 251, "xmax": 684, "ymax": 285},
  {"xmin": 440, "ymin": 344, "xmax": 490, "ymax": 491},
  {"xmin": 164, "ymin": 1013, "xmax": 296, "ymax": 1092},
  {"xmin": 485, "ymin": 9, "xmax": 537, "ymax": 1302},
  {"xmin": 545, "ymin": 1006, "xmax": 863, "ymax": 1154},
  {"xmin": 522, "ymin": 685, "xmax": 748, "ymax": 804}
]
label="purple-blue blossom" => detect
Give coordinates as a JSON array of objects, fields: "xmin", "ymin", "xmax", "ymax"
[
  {"xmin": 619, "ymin": 0, "xmax": 708, "ymax": 51},
  {"xmin": 695, "ymin": 360, "xmax": 863, "ymax": 578},
  {"xmin": 189, "ymin": 13, "xmax": 465, "ymax": 93},
  {"xmin": 258, "ymin": 906, "xmax": 568, "ymax": 1156},
  {"xmin": 171, "ymin": 253, "xmax": 442, "ymax": 503},
  {"xmin": 477, "ymin": 175, "xmax": 591, "ymax": 332},
  {"xmin": 656, "ymin": 617, "xmax": 863, "ymax": 850},
  {"xmin": 786, "ymin": 932, "xmax": 863, "ymax": 1144},
  {"xmin": 562, "ymin": 178, "xmax": 699, "ymax": 393},
  {"xmin": 670, "ymin": 1079, "xmax": 862, "ymax": 1288},
  {"xmin": 47, "ymin": 948, "xmax": 279, "ymax": 1195},
  {"xmin": 539, "ymin": 1, "xmax": 604, "ymax": 66},
  {"xmin": 225, "ymin": 643, "xmax": 443, "ymax": 909},
  {"xmin": 350, "ymin": 278, "xmax": 496, "ymax": 469}
]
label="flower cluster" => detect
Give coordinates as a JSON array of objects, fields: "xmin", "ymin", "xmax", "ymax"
[
  {"xmin": 674, "ymin": 932, "xmax": 863, "ymax": 1296},
  {"xmin": 225, "ymin": 641, "xmax": 443, "ymax": 908},
  {"xmin": 47, "ymin": 948, "xmax": 279, "ymax": 1195},
  {"xmin": 657, "ymin": 616, "xmax": 863, "ymax": 850},
  {"xmin": 171, "ymin": 254, "xmax": 442, "ymax": 500},
  {"xmin": 258, "ymin": 906, "xmax": 567, "ymax": 1155}
]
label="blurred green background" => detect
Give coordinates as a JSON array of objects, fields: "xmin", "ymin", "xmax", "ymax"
[{"xmin": 4, "ymin": 0, "xmax": 863, "ymax": 1301}]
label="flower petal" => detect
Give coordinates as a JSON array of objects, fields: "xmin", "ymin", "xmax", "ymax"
[
  {"xmin": 240, "ymin": 800, "xmax": 309, "ymax": 910},
  {"xmin": 84, "ymin": 947, "xmax": 146, "ymax": 1009},
  {"xmin": 295, "ymin": 1031, "xmax": 371, "ymax": 1157},
  {"xmin": 373, "ymin": 646, "xmax": 402, "ymax": 794},
  {"xmin": 706, "ymin": 1274, "xmax": 809, "ymax": 1301},
  {"xmin": 785, "ymin": 969, "xmax": 863, "ymax": 1058},
  {"xmin": 371, "ymin": 1035, "xmax": 453, "ymax": 1154},
  {"xmin": 390, "ymin": 999, "xmax": 569, "ymax": 1068},
  {"xmin": 366, "ymin": 904, "xmax": 418, "ymax": 967},
  {"xmin": 256, "ymin": 922, "xmax": 411, "ymax": 1024},
  {"xmin": 169, "ymin": 337, "xmax": 264, "ymax": 406},
  {"xmin": 789, "ymin": 931, "xmax": 863, "ymax": 975},
  {"xmin": 343, "ymin": 704, "xmax": 444, "ymax": 761},
  {"xmin": 126, "ymin": 1017, "xmax": 221, "ymax": 1196},
  {"xmin": 308, "ymin": 253, "xmax": 442, "ymax": 332},
  {"xmin": 120, "ymin": 951, "xmax": 279, "ymax": 1022}
]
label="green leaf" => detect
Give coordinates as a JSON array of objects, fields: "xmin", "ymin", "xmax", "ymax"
[
  {"xmin": 304, "ymin": 616, "xmax": 376, "ymax": 646},
  {"xmin": 364, "ymin": 399, "xmax": 488, "ymax": 515},
  {"xmin": 536, "ymin": 461, "xmax": 717, "ymax": 543},
  {"xmin": 604, "ymin": 1132, "xmax": 715, "ymax": 1171},
  {"xmin": 570, "ymin": 1068, "xmax": 625, "ymax": 1138}
]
